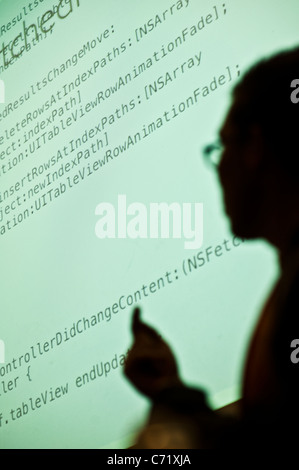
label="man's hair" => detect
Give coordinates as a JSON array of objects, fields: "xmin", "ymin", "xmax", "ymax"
[{"xmin": 231, "ymin": 46, "xmax": 299, "ymax": 175}]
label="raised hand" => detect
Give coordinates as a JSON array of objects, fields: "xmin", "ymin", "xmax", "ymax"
[{"xmin": 124, "ymin": 307, "xmax": 182, "ymax": 399}]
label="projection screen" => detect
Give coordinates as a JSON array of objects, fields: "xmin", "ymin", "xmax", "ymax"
[{"xmin": 0, "ymin": 0, "xmax": 298, "ymax": 449}]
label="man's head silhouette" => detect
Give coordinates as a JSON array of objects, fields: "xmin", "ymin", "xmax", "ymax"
[{"xmin": 218, "ymin": 46, "xmax": 299, "ymax": 253}]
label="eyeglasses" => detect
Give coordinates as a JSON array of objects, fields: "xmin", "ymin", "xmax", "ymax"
[{"xmin": 202, "ymin": 141, "xmax": 224, "ymax": 168}]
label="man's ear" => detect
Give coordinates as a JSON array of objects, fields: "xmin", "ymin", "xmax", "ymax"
[{"xmin": 243, "ymin": 124, "xmax": 266, "ymax": 171}]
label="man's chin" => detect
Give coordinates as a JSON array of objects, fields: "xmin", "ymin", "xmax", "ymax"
[
  {"xmin": 229, "ymin": 218, "xmax": 259, "ymax": 240},
  {"xmin": 223, "ymin": 203, "xmax": 260, "ymax": 240}
]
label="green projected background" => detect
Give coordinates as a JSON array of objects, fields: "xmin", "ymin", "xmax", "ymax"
[{"xmin": 0, "ymin": 0, "xmax": 298, "ymax": 449}]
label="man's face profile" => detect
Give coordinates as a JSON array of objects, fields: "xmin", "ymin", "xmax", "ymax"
[{"xmin": 218, "ymin": 97, "xmax": 266, "ymax": 240}]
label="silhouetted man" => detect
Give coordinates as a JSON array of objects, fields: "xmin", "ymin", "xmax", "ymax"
[{"xmin": 124, "ymin": 46, "xmax": 299, "ymax": 449}]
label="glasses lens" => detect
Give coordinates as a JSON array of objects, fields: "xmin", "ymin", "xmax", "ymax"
[{"xmin": 203, "ymin": 142, "xmax": 223, "ymax": 167}]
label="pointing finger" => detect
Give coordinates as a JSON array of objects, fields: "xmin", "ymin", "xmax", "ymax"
[{"xmin": 131, "ymin": 307, "xmax": 163, "ymax": 342}]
